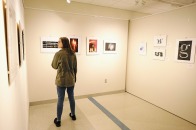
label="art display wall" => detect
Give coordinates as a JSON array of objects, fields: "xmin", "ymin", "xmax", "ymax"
[
  {"xmin": 0, "ymin": 0, "xmax": 29, "ymax": 130},
  {"xmin": 126, "ymin": 4, "xmax": 196, "ymax": 124},
  {"xmin": 24, "ymin": 0, "xmax": 144, "ymax": 102},
  {"xmin": 24, "ymin": 0, "xmax": 196, "ymax": 125},
  {"xmin": 1, "ymin": 0, "xmax": 196, "ymax": 128}
]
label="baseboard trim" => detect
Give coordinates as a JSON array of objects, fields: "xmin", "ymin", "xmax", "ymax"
[{"xmin": 29, "ymin": 90, "xmax": 125, "ymax": 106}]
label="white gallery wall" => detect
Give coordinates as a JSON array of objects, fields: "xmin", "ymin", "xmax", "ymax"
[
  {"xmin": 24, "ymin": 0, "xmax": 147, "ymax": 103},
  {"xmin": 0, "ymin": 0, "xmax": 29, "ymax": 130},
  {"xmin": 126, "ymin": 4, "xmax": 196, "ymax": 124}
]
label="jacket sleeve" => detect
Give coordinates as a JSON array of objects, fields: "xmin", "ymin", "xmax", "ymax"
[
  {"xmin": 51, "ymin": 53, "xmax": 60, "ymax": 69},
  {"xmin": 74, "ymin": 55, "xmax": 77, "ymax": 82}
]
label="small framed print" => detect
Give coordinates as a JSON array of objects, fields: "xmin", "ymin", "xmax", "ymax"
[
  {"xmin": 153, "ymin": 48, "xmax": 166, "ymax": 61},
  {"xmin": 175, "ymin": 39, "xmax": 196, "ymax": 64},
  {"xmin": 40, "ymin": 37, "xmax": 60, "ymax": 53},
  {"xmin": 86, "ymin": 37, "xmax": 99, "ymax": 55},
  {"xmin": 17, "ymin": 22, "xmax": 23, "ymax": 67},
  {"xmin": 69, "ymin": 36, "xmax": 81, "ymax": 54},
  {"xmin": 22, "ymin": 30, "xmax": 25, "ymax": 60},
  {"xmin": 154, "ymin": 35, "xmax": 167, "ymax": 47},
  {"xmin": 103, "ymin": 40, "xmax": 117, "ymax": 54},
  {"xmin": 139, "ymin": 42, "xmax": 147, "ymax": 55}
]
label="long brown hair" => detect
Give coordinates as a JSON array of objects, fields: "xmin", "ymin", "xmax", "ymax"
[{"xmin": 60, "ymin": 37, "xmax": 75, "ymax": 54}]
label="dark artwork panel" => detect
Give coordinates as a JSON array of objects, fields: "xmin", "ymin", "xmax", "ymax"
[{"xmin": 177, "ymin": 40, "xmax": 192, "ymax": 61}]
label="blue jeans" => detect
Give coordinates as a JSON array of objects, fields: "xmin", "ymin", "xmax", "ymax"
[{"xmin": 57, "ymin": 86, "xmax": 75, "ymax": 121}]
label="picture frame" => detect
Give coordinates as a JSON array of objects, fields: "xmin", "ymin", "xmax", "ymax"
[
  {"xmin": 86, "ymin": 37, "xmax": 99, "ymax": 55},
  {"xmin": 17, "ymin": 22, "xmax": 23, "ymax": 67},
  {"xmin": 22, "ymin": 30, "xmax": 25, "ymax": 60},
  {"xmin": 5, "ymin": 0, "xmax": 19, "ymax": 84},
  {"xmin": 153, "ymin": 48, "xmax": 166, "ymax": 61},
  {"xmin": 175, "ymin": 38, "xmax": 196, "ymax": 64},
  {"xmin": 103, "ymin": 40, "xmax": 117, "ymax": 54},
  {"xmin": 154, "ymin": 35, "xmax": 167, "ymax": 47},
  {"xmin": 40, "ymin": 36, "xmax": 60, "ymax": 53},
  {"xmin": 69, "ymin": 36, "xmax": 81, "ymax": 54},
  {"xmin": 2, "ymin": 0, "xmax": 9, "ymax": 67},
  {"xmin": 139, "ymin": 42, "xmax": 147, "ymax": 55}
]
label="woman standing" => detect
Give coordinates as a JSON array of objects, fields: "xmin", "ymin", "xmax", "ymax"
[{"xmin": 51, "ymin": 37, "xmax": 77, "ymax": 127}]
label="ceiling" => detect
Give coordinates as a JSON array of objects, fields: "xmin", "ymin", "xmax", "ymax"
[{"xmin": 71, "ymin": 0, "xmax": 196, "ymax": 14}]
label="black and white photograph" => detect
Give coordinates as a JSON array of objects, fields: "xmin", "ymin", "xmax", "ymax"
[
  {"xmin": 175, "ymin": 39, "xmax": 196, "ymax": 63},
  {"xmin": 103, "ymin": 40, "xmax": 117, "ymax": 54},
  {"xmin": 40, "ymin": 37, "xmax": 60, "ymax": 53}
]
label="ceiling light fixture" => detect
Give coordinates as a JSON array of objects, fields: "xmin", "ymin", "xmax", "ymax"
[
  {"xmin": 135, "ymin": 0, "xmax": 146, "ymax": 6},
  {"xmin": 67, "ymin": 0, "xmax": 71, "ymax": 4}
]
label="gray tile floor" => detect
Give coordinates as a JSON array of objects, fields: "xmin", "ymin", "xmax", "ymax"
[{"xmin": 29, "ymin": 93, "xmax": 196, "ymax": 130}]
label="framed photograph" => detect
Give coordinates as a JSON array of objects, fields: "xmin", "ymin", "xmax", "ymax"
[
  {"xmin": 5, "ymin": 0, "xmax": 19, "ymax": 84},
  {"xmin": 22, "ymin": 30, "xmax": 25, "ymax": 60},
  {"xmin": 17, "ymin": 22, "xmax": 23, "ymax": 67},
  {"xmin": 153, "ymin": 48, "xmax": 166, "ymax": 61},
  {"xmin": 40, "ymin": 37, "xmax": 60, "ymax": 53},
  {"xmin": 175, "ymin": 39, "xmax": 196, "ymax": 63},
  {"xmin": 86, "ymin": 37, "xmax": 99, "ymax": 55},
  {"xmin": 69, "ymin": 36, "xmax": 81, "ymax": 54},
  {"xmin": 139, "ymin": 42, "xmax": 147, "ymax": 55},
  {"xmin": 103, "ymin": 40, "xmax": 117, "ymax": 54},
  {"xmin": 2, "ymin": 0, "xmax": 9, "ymax": 69},
  {"xmin": 154, "ymin": 35, "xmax": 167, "ymax": 47}
]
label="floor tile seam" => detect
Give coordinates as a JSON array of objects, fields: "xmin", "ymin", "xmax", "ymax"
[{"xmin": 88, "ymin": 97, "xmax": 130, "ymax": 130}]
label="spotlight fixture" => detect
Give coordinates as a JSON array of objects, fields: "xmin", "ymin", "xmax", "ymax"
[
  {"xmin": 67, "ymin": 0, "xmax": 71, "ymax": 3},
  {"xmin": 135, "ymin": 0, "xmax": 146, "ymax": 6}
]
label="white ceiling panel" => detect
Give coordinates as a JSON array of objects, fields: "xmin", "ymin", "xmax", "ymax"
[{"xmin": 71, "ymin": 0, "xmax": 196, "ymax": 14}]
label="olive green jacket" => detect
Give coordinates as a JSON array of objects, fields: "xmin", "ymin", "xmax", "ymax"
[{"xmin": 51, "ymin": 48, "xmax": 77, "ymax": 87}]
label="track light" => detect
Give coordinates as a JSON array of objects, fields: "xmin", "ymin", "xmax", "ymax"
[
  {"xmin": 135, "ymin": 0, "xmax": 146, "ymax": 6},
  {"xmin": 67, "ymin": 0, "xmax": 71, "ymax": 4}
]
